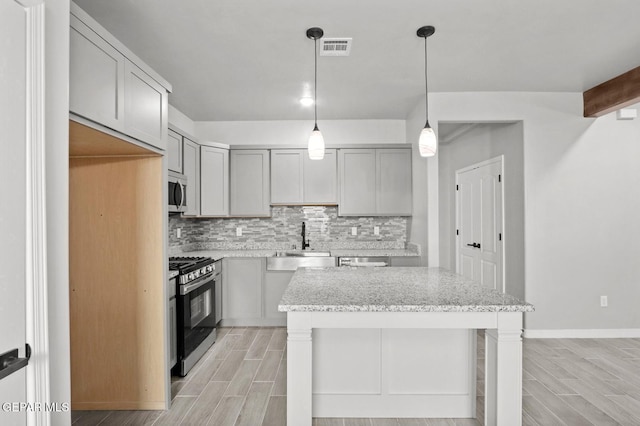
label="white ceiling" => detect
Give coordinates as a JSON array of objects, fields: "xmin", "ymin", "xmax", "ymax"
[{"xmin": 74, "ymin": 0, "xmax": 640, "ymax": 122}]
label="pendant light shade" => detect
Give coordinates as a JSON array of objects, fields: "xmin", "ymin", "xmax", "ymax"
[
  {"xmin": 418, "ymin": 124, "xmax": 437, "ymax": 157},
  {"xmin": 417, "ymin": 25, "xmax": 437, "ymax": 157},
  {"xmin": 308, "ymin": 125, "xmax": 325, "ymax": 160},
  {"xmin": 307, "ymin": 27, "xmax": 325, "ymax": 160}
]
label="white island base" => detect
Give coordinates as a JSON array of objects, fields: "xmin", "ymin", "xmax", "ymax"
[{"xmin": 287, "ymin": 311, "xmax": 523, "ymax": 426}]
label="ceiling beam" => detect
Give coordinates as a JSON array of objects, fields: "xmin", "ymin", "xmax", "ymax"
[{"xmin": 583, "ymin": 66, "xmax": 640, "ymax": 117}]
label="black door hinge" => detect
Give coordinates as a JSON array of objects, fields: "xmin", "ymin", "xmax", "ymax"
[
  {"xmin": 498, "ymin": 174, "xmax": 501, "ymax": 182},
  {"xmin": 499, "ymin": 233, "xmax": 502, "ymax": 241},
  {"xmin": 456, "ymin": 184, "xmax": 459, "ymax": 191},
  {"xmin": 456, "ymin": 229, "xmax": 459, "ymax": 235}
]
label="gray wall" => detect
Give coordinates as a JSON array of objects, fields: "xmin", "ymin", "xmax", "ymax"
[{"xmin": 438, "ymin": 123, "xmax": 525, "ymax": 299}]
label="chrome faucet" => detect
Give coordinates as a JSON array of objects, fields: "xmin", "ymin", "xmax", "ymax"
[{"xmin": 301, "ymin": 222, "xmax": 310, "ymax": 250}]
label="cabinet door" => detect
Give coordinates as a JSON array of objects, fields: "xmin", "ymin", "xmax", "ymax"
[
  {"xmin": 124, "ymin": 60, "xmax": 168, "ymax": 150},
  {"xmin": 271, "ymin": 150, "xmax": 303, "ymax": 204},
  {"xmin": 200, "ymin": 146, "xmax": 229, "ymax": 216},
  {"xmin": 222, "ymin": 258, "xmax": 263, "ymax": 320},
  {"xmin": 304, "ymin": 149, "xmax": 337, "ymax": 204},
  {"xmin": 338, "ymin": 149, "xmax": 376, "ymax": 215},
  {"xmin": 376, "ymin": 149, "xmax": 412, "ymax": 215},
  {"xmin": 264, "ymin": 271, "xmax": 294, "ymax": 319},
  {"xmin": 167, "ymin": 130, "xmax": 183, "ymax": 173},
  {"xmin": 70, "ymin": 15, "xmax": 125, "ymax": 131},
  {"xmin": 182, "ymin": 138, "xmax": 200, "ymax": 216},
  {"xmin": 169, "ymin": 297, "xmax": 177, "ymax": 368},
  {"xmin": 230, "ymin": 150, "xmax": 270, "ymax": 216}
]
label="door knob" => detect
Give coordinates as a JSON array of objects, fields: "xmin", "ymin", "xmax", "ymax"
[{"xmin": 466, "ymin": 243, "xmax": 481, "ymax": 249}]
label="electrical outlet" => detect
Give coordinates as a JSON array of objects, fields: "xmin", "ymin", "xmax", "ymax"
[
  {"xmin": 236, "ymin": 227, "xmax": 242, "ymax": 237},
  {"xmin": 600, "ymin": 295, "xmax": 608, "ymax": 307},
  {"xmin": 176, "ymin": 228, "xmax": 182, "ymax": 239},
  {"xmin": 351, "ymin": 227, "xmax": 357, "ymax": 236},
  {"xmin": 374, "ymin": 226, "xmax": 380, "ymax": 235}
]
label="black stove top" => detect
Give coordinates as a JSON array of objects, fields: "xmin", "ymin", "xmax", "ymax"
[{"xmin": 169, "ymin": 256, "xmax": 214, "ymax": 274}]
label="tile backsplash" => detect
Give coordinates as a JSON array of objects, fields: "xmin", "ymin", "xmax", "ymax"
[{"xmin": 169, "ymin": 206, "xmax": 408, "ymax": 252}]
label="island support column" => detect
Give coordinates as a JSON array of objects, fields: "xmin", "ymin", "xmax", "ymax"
[
  {"xmin": 485, "ymin": 312, "xmax": 523, "ymax": 426},
  {"xmin": 287, "ymin": 312, "xmax": 313, "ymax": 426}
]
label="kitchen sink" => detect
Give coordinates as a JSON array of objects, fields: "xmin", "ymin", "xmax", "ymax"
[
  {"xmin": 267, "ymin": 253, "xmax": 336, "ymax": 271},
  {"xmin": 275, "ymin": 250, "xmax": 332, "ymax": 257}
]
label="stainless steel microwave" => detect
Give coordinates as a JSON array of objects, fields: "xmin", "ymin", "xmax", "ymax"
[{"xmin": 168, "ymin": 171, "xmax": 187, "ymax": 213}]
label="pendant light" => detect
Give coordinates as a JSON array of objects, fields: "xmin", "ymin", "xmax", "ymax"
[
  {"xmin": 417, "ymin": 25, "xmax": 437, "ymax": 157},
  {"xmin": 307, "ymin": 27, "xmax": 325, "ymax": 160}
]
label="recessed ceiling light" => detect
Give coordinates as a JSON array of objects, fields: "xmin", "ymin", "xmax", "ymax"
[{"xmin": 300, "ymin": 97, "xmax": 314, "ymax": 107}]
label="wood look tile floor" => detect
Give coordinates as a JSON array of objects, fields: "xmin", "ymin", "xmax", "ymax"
[{"xmin": 71, "ymin": 327, "xmax": 640, "ymax": 425}]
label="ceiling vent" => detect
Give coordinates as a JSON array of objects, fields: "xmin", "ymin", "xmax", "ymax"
[{"xmin": 320, "ymin": 38, "xmax": 352, "ymax": 56}]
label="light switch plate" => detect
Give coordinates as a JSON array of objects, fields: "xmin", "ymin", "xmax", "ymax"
[
  {"xmin": 236, "ymin": 227, "xmax": 242, "ymax": 237},
  {"xmin": 176, "ymin": 228, "xmax": 182, "ymax": 239},
  {"xmin": 374, "ymin": 226, "xmax": 380, "ymax": 235},
  {"xmin": 351, "ymin": 227, "xmax": 357, "ymax": 236}
]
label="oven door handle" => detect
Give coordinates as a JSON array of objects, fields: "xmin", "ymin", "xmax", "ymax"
[{"xmin": 179, "ymin": 273, "xmax": 214, "ymax": 296}]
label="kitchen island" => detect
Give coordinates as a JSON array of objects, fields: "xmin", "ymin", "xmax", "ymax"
[{"xmin": 278, "ymin": 267, "xmax": 533, "ymax": 426}]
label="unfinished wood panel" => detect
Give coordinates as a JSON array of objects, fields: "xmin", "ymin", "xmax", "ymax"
[
  {"xmin": 583, "ymin": 65, "xmax": 640, "ymax": 117},
  {"xmin": 70, "ymin": 120, "xmax": 158, "ymax": 157},
  {"xmin": 70, "ymin": 154, "xmax": 165, "ymax": 410}
]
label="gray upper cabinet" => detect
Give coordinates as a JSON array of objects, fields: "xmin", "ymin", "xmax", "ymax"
[
  {"xmin": 123, "ymin": 61, "xmax": 168, "ymax": 151},
  {"xmin": 338, "ymin": 148, "xmax": 412, "ymax": 216},
  {"xmin": 376, "ymin": 149, "xmax": 412, "ymax": 215},
  {"xmin": 70, "ymin": 14, "xmax": 125, "ymax": 132},
  {"xmin": 338, "ymin": 149, "xmax": 377, "ymax": 215},
  {"xmin": 167, "ymin": 130, "xmax": 183, "ymax": 173},
  {"xmin": 200, "ymin": 146, "xmax": 229, "ymax": 217},
  {"xmin": 271, "ymin": 149, "xmax": 337, "ymax": 204},
  {"xmin": 70, "ymin": 4, "xmax": 170, "ymax": 151},
  {"xmin": 230, "ymin": 150, "xmax": 270, "ymax": 216},
  {"xmin": 270, "ymin": 150, "xmax": 303, "ymax": 204},
  {"xmin": 182, "ymin": 138, "xmax": 200, "ymax": 216},
  {"xmin": 304, "ymin": 149, "xmax": 337, "ymax": 204}
]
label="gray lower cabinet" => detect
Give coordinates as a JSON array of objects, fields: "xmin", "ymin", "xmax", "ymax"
[
  {"xmin": 222, "ymin": 258, "xmax": 263, "ymax": 322},
  {"xmin": 230, "ymin": 150, "xmax": 270, "ymax": 216},
  {"xmin": 182, "ymin": 138, "xmax": 200, "ymax": 216},
  {"xmin": 338, "ymin": 148, "xmax": 412, "ymax": 216},
  {"xmin": 167, "ymin": 129, "xmax": 183, "ymax": 173},
  {"xmin": 270, "ymin": 149, "xmax": 337, "ymax": 204},
  {"xmin": 169, "ymin": 297, "xmax": 177, "ymax": 368},
  {"xmin": 222, "ymin": 257, "xmax": 289, "ymax": 326},
  {"xmin": 200, "ymin": 146, "xmax": 229, "ymax": 216},
  {"xmin": 264, "ymin": 270, "xmax": 294, "ymax": 320}
]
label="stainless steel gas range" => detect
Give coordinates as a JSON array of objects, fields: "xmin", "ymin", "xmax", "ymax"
[{"xmin": 169, "ymin": 256, "xmax": 220, "ymax": 376}]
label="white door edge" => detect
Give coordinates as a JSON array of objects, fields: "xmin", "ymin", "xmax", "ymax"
[{"xmin": 23, "ymin": 2, "xmax": 51, "ymax": 425}]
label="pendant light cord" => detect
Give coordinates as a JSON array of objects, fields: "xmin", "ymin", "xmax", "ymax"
[
  {"xmin": 314, "ymin": 37, "xmax": 318, "ymax": 127},
  {"xmin": 424, "ymin": 35, "xmax": 429, "ymax": 126}
]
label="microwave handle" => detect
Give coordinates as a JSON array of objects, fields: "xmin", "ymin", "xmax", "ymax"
[
  {"xmin": 179, "ymin": 183, "xmax": 185, "ymax": 209},
  {"xmin": 173, "ymin": 182, "xmax": 182, "ymax": 208}
]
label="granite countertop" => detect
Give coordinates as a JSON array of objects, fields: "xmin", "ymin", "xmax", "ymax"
[
  {"xmin": 178, "ymin": 249, "xmax": 278, "ymax": 261},
  {"xmin": 176, "ymin": 248, "xmax": 418, "ymax": 260},
  {"xmin": 278, "ymin": 267, "xmax": 534, "ymax": 313}
]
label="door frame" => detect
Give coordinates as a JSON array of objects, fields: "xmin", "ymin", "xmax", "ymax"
[
  {"xmin": 18, "ymin": 0, "xmax": 51, "ymax": 423},
  {"xmin": 455, "ymin": 155, "xmax": 506, "ymax": 292}
]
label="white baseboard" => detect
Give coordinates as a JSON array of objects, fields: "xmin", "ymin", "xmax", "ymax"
[{"xmin": 524, "ymin": 329, "xmax": 640, "ymax": 339}]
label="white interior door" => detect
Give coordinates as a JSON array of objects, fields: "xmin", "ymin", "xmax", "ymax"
[
  {"xmin": 456, "ymin": 158, "xmax": 504, "ymax": 291},
  {"xmin": 0, "ymin": 1, "xmax": 28, "ymax": 424}
]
